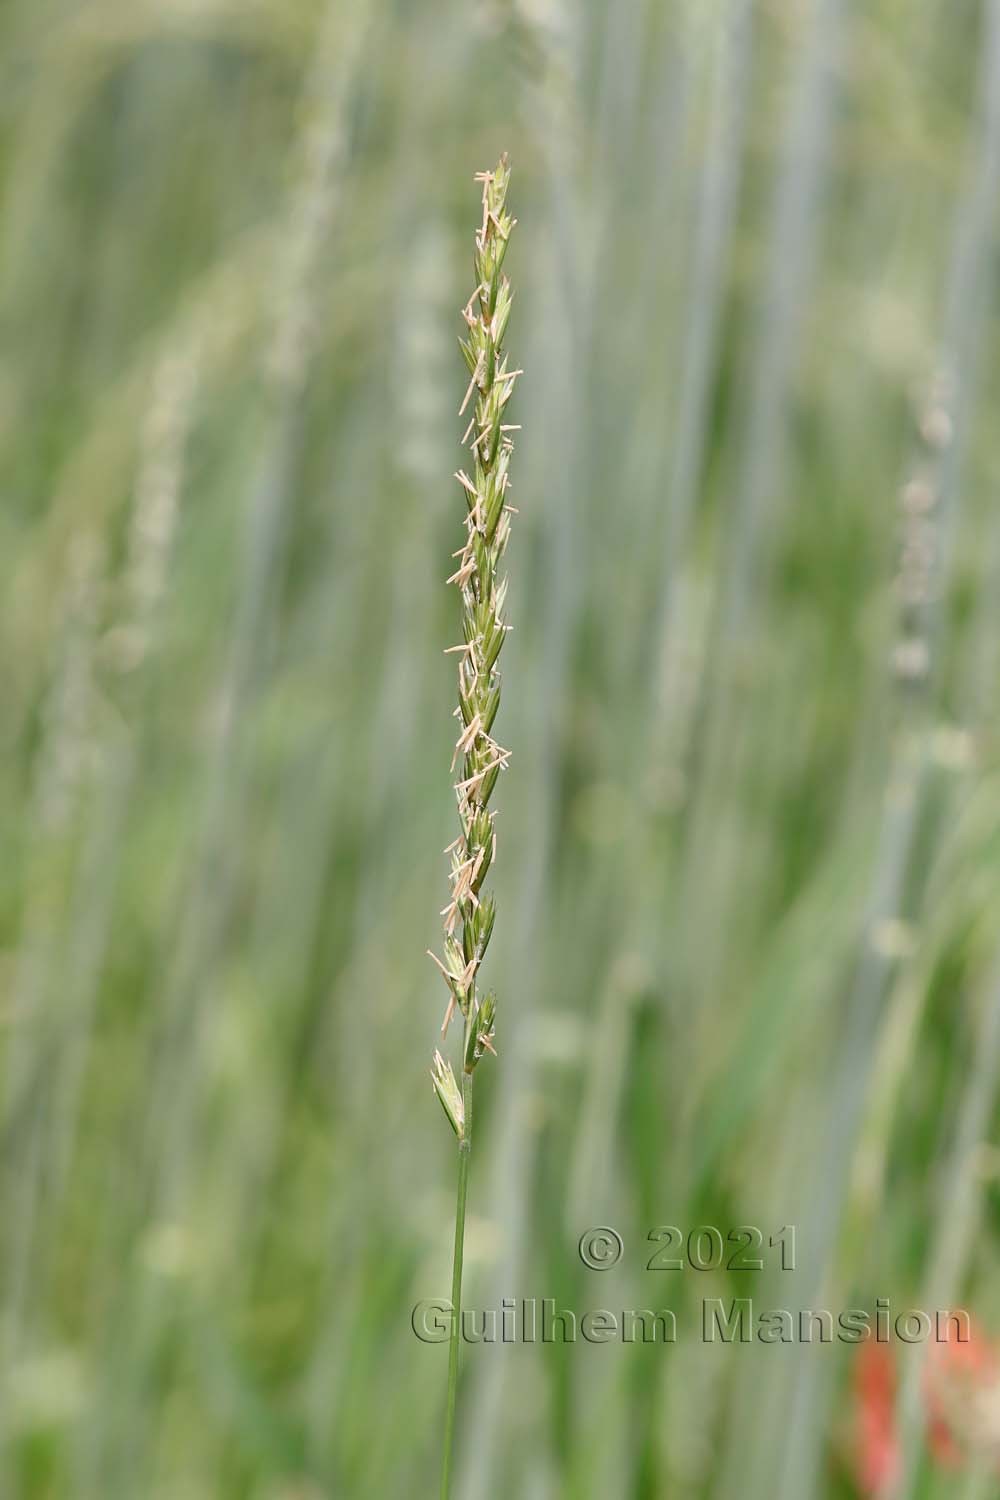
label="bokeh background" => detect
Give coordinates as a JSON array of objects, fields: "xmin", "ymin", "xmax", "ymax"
[{"xmin": 3, "ymin": 0, "xmax": 1000, "ymax": 1495}]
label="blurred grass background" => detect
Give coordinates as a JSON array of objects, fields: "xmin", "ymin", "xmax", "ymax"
[{"xmin": 3, "ymin": 0, "xmax": 1000, "ymax": 1495}]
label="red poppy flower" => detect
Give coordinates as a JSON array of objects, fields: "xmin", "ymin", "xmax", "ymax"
[
  {"xmin": 924, "ymin": 1316, "xmax": 1000, "ymax": 1468},
  {"xmin": 853, "ymin": 1342, "xmax": 901, "ymax": 1495},
  {"xmin": 851, "ymin": 1316, "xmax": 1000, "ymax": 1493}
]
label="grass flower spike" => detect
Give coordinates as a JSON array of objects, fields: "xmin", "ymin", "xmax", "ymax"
[{"xmin": 431, "ymin": 155, "xmax": 517, "ymax": 1500}]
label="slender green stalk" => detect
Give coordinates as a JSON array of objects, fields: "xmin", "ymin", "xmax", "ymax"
[
  {"xmin": 441, "ymin": 1073, "xmax": 473, "ymax": 1500},
  {"xmin": 429, "ymin": 155, "xmax": 517, "ymax": 1500}
]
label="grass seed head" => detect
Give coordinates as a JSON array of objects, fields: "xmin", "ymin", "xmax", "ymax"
[{"xmin": 429, "ymin": 157, "xmax": 516, "ymax": 1101}]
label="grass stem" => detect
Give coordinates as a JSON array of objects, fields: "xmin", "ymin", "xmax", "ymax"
[{"xmin": 441, "ymin": 1070, "xmax": 474, "ymax": 1500}]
